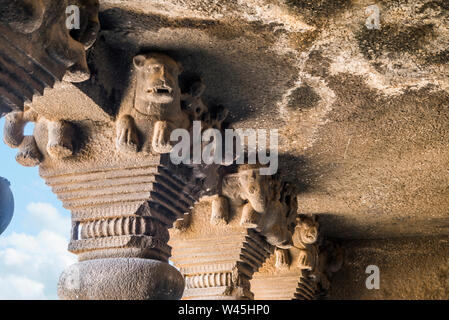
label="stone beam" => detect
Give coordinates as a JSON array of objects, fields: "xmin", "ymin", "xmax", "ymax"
[{"xmin": 0, "ymin": 0, "xmax": 100, "ymax": 117}]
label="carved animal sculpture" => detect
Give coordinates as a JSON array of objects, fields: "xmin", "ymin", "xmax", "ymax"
[
  {"xmin": 0, "ymin": 0, "xmax": 100, "ymax": 82},
  {"xmin": 181, "ymin": 81, "xmax": 228, "ymax": 131},
  {"xmin": 116, "ymin": 53, "xmax": 190, "ymax": 154},
  {"xmin": 293, "ymin": 216, "xmax": 319, "ymax": 271},
  {"xmin": 0, "ymin": 177, "xmax": 14, "ymax": 235},
  {"xmin": 181, "ymin": 81, "xmax": 208, "ymax": 122},
  {"xmin": 220, "ymin": 168, "xmax": 298, "ymax": 249},
  {"xmin": 3, "ymin": 108, "xmax": 75, "ymax": 167},
  {"xmin": 273, "ymin": 216, "xmax": 319, "ymax": 270}
]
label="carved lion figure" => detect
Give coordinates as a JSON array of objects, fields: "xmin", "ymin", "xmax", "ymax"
[{"xmin": 116, "ymin": 53, "xmax": 190, "ymax": 154}]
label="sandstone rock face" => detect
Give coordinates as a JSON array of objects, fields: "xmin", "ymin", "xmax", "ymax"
[
  {"xmin": 0, "ymin": 0, "xmax": 100, "ymax": 117},
  {"xmin": 1, "ymin": 0, "xmax": 448, "ymax": 300},
  {"xmin": 90, "ymin": 0, "xmax": 449, "ymax": 239},
  {"xmin": 0, "ymin": 177, "xmax": 14, "ymax": 235},
  {"xmin": 329, "ymin": 237, "xmax": 449, "ymax": 300}
]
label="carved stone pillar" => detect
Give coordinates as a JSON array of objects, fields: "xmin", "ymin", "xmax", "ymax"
[
  {"xmin": 251, "ymin": 216, "xmax": 344, "ymax": 300},
  {"xmin": 170, "ymin": 167, "xmax": 299, "ymax": 299},
  {"xmin": 1, "ymin": 46, "xmax": 216, "ymax": 299},
  {"xmin": 170, "ymin": 203, "xmax": 273, "ymax": 300},
  {"xmin": 53, "ymin": 155, "xmax": 191, "ymax": 300}
]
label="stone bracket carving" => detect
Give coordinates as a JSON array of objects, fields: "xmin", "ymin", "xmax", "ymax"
[
  {"xmin": 175, "ymin": 165, "xmax": 298, "ymax": 251},
  {"xmin": 3, "ymin": 109, "xmax": 76, "ymax": 166},
  {"xmin": 251, "ymin": 215, "xmax": 344, "ymax": 300},
  {"xmin": 0, "ymin": 18, "xmax": 342, "ymax": 299},
  {"xmin": 0, "ymin": 0, "xmax": 100, "ymax": 117}
]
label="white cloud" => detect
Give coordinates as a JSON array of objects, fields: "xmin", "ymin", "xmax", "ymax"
[
  {"xmin": 0, "ymin": 203, "xmax": 76, "ymax": 300},
  {"xmin": 25, "ymin": 202, "xmax": 71, "ymax": 235},
  {"xmin": 0, "ymin": 276, "xmax": 45, "ymax": 300}
]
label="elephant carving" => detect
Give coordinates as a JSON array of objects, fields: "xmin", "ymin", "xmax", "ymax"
[{"xmin": 219, "ymin": 167, "xmax": 298, "ymax": 249}]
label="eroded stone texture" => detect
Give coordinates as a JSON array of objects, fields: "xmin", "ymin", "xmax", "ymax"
[
  {"xmin": 328, "ymin": 236, "xmax": 449, "ymax": 300},
  {"xmin": 0, "ymin": 0, "xmax": 100, "ymax": 117},
  {"xmin": 86, "ymin": 0, "xmax": 449, "ymax": 240},
  {"xmin": 1, "ymin": 0, "xmax": 448, "ymax": 300}
]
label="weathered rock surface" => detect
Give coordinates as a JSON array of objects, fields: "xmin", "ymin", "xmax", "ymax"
[
  {"xmin": 58, "ymin": 258, "xmax": 185, "ymax": 300},
  {"xmin": 1, "ymin": 0, "xmax": 448, "ymax": 300},
  {"xmin": 329, "ymin": 236, "xmax": 449, "ymax": 299},
  {"xmin": 43, "ymin": 0, "xmax": 445, "ymax": 239}
]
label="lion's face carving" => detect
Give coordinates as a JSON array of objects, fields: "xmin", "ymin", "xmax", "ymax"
[
  {"xmin": 293, "ymin": 217, "xmax": 319, "ymax": 246},
  {"xmin": 133, "ymin": 53, "xmax": 182, "ymax": 117}
]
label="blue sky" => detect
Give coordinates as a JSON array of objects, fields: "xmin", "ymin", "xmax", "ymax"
[{"xmin": 0, "ymin": 117, "xmax": 75, "ymax": 300}]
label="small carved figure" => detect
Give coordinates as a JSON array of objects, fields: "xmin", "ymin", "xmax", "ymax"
[
  {"xmin": 116, "ymin": 53, "xmax": 190, "ymax": 154},
  {"xmin": 220, "ymin": 167, "xmax": 298, "ymax": 249},
  {"xmin": 275, "ymin": 247, "xmax": 291, "ymax": 270},
  {"xmin": 3, "ymin": 108, "xmax": 75, "ymax": 167},
  {"xmin": 181, "ymin": 81, "xmax": 229, "ymax": 133},
  {"xmin": 181, "ymin": 81, "xmax": 208, "ymax": 122},
  {"xmin": 293, "ymin": 216, "xmax": 319, "ymax": 271}
]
